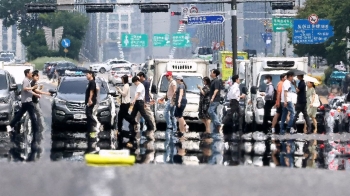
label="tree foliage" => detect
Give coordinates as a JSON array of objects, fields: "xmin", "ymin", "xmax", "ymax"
[
  {"xmin": 288, "ymin": 0, "xmax": 350, "ymax": 65},
  {"xmin": 0, "ymin": 0, "xmax": 88, "ymax": 60}
]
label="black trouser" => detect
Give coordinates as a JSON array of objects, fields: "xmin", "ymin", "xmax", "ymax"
[
  {"xmin": 117, "ymin": 103, "xmax": 133, "ymax": 131},
  {"xmin": 226, "ymin": 99, "xmax": 242, "ymax": 130},
  {"xmin": 292, "ymin": 103, "xmax": 311, "ymax": 131},
  {"xmin": 10, "ymin": 102, "xmax": 38, "ymax": 144},
  {"xmin": 130, "ymin": 100, "xmax": 154, "ymax": 131},
  {"xmin": 263, "ymin": 100, "xmax": 274, "ymax": 130},
  {"xmin": 85, "ymin": 104, "xmax": 98, "ymax": 133}
]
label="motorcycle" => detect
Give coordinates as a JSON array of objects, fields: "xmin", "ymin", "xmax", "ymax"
[{"xmin": 327, "ymin": 96, "xmax": 347, "ymax": 133}]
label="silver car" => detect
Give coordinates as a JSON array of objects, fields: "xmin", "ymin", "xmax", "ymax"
[{"xmin": 108, "ymin": 65, "xmax": 132, "ymax": 86}]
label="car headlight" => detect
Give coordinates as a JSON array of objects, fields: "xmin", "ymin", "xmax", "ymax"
[
  {"xmin": 55, "ymin": 98, "xmax": 66, "ymax": 105},
  {"xmin": 99, "ymin": 99, "xmax": 109, "ymax": 106},
  {"xmin": 256, "ymin": 97, "xmax": 264, "ymax": 109},
  {"xmin": 0, "ymin": 96, "xmax": 10, "ymax": 104},
  {"xmin": 157, "ymin": 103, "xmax": 166, "ymax": 111}
]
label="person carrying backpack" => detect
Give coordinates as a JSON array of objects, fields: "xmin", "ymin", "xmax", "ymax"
[{"xmin": 260, "ymin": 75, "xmax": 275, "ymax": 134}]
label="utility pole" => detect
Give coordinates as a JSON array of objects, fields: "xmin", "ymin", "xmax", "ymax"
[{"xmin": 231, "ymin": 0, "xmax": 238, "ymax": 75}]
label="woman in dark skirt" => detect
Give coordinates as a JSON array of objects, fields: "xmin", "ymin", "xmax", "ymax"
[{"xmin": 197, "ymin": 77, "xmax": 211, "ymax": 134}]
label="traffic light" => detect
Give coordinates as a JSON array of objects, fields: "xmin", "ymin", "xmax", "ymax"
[
  {"xmin": 179, "ymin": 20, "xmax": 188, "ymax": 25},
  {"xmin": 26, "ymin": 4, "xmax": 56, "ymax": 13},
  {"xmin": 171, "ymin": 12, "xmax": 182, "ymax": 16},
  {"xmin": 271, "ymin": 1, "xmax": 294, "ymax": 10},
  {"xmin": 140, "ymin": 4, "xmax": 169, "ymax": 13},
  {"xmin": 86, "ymin": 4, "xmax": 114, "ymax": 13}
]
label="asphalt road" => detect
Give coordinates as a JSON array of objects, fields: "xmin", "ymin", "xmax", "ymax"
[{"xmin": 0, "ymin": 65, "xmax": 348, "ymax": 195}]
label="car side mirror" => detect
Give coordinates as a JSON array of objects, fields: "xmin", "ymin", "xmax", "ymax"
[
  {"xmin": 192, "ymin": 51, "xmax": 195, "ymax": 54},
  {"xmin": 150, "ymin": 65, "xmax": 155, "ymax": 70},
  {"xmin": 250, "ymin": 86, "xmax": 257, "ymax": 94},
  {"xmin": 209, "ymin": 60, "xmax": 212, "ymax": 64},
  {"xmin": 49, "ymin": 89, "xmax": 57, "ymax": 95},
  {"xmin": 10, "ymin": 84, "xmax": 17, "ymax": 91},
  {"xmin": 242, "ymin": 86, "xmax": 248, "ymax": 95},
  {"xmin": 108, "ymin": 90, "xmax": 117, "ymax": 97}
]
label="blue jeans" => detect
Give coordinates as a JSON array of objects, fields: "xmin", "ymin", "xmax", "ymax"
[
  {"xmin": 208, "ymin": 102, "xmax": 221, "ymax": 133},
  {"xmin": 279, "ymin": 141, "xmax": 295, "ymax": 168},
  {"xmin": 280, "ymin": 102, "xmax": 295, "ymax": 134},
  {"xmin": 163, "ymin": 100, "xmax": 177, "ymax": 163}
]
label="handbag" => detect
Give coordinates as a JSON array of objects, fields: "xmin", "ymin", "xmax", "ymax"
[{"xmin": 311, "ymin": 93, "xmax": 320, "ymax": 107}]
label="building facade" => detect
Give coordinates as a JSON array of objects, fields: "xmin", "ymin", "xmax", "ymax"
[{"xmin": 0, "ymin": 21, "xmax": 25, "ymax": 60}]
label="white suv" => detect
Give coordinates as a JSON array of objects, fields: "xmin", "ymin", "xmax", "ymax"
[{"xmin": 90, "ymin": 59, "xmax": 132, "ymax": 74}]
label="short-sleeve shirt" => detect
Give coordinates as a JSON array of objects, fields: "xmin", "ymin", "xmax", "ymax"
[
  {"xmin": 175, "ymin": 83, "xmax": 186, "ymax": 103},
  {"xmin": 210, "ymin": 78, "xmax": 221, "ymax": 102},
  {"xmin": 21, "ymin": 78, "xmax": 33, "ymax": 103},
  {"xmin": 85, "ymin": 80, "xmax": 97, "ymax": 105},
  {"xmin": 281, "ymin": 80, "xmax": 292, "ymax": 102},
  {"xmin": 166, "ymin": 80, "xmax": 177, "ymax": 100},
  {"xmin": 276, "ymin": 81, "xmax": 283, "ymax": 103},
  {"xmin": 142, "ymin": 80, "xmax": 151, "ymax": 102},
  {"xmin": 136, "ymin": 83, "xmax": 145, "ymax": 100},
  {"xmin": 297, "ymin": 80, "xmax": 307, "ymax": 104},
  {"xmin": 31, "ymin": 80, "xmax": 39, "ymax": 103}
]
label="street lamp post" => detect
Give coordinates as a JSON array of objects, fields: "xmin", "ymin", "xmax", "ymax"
[{"xmin": 231, "ymin": 0, "xmax": 238, "ymax": 75}]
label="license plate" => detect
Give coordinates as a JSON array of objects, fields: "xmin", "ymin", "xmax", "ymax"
[
  {"xmin": 73, "ymin": 114, "xmax": 86, "ymax": 119},
  {"xmin": 99, "ymin": 150, "xmax": 130, "ymax": 157},
  {"xmin": 183, "ymin": 112, "xmax": 196, "ymax": 117}
]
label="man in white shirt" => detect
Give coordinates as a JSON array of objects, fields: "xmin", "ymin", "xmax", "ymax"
[
  {"xmin": 129, "ymin": 76, "xmax": 155, "ymax": 134},
  {"xmin": 280, "ymin": 71, "xmax": 295, "ymax": 134},
  {"xmin": 224, "ymin": 75, "xmax": 246, "ymax": 131}
]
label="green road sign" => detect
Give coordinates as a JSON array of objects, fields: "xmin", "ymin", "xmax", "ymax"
[
  {"xmin": 272, "ymin": 17, "xmax": 294, "ymax": 32},
  {"xmin": 172, "ymin": 33, "xmax": 191, "ymax": 47},
  {"xmin": 153, "ymin": 34, "xmax": 171, "ymax": 47},
  {"xmin": 121, "ymin": 33, "xmax": 148, "ymax": 47}
]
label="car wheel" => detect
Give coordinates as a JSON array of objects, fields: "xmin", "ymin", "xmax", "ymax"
[{"xmin": 99, "ymin": 67, "xmax": 106, "ymax": 74}]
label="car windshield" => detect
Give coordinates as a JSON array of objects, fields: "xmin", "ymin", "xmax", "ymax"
[
  {"xmin": 56, "ymin": 62, "xmax": 76, "ymax": 69},
  {"xmin": 58, "ymin": 80, "xmax": 107, "ymax": 94},
  {"xmin": 258, "ymin": 74, "xmax": 280, "ymax": 92},
  {"xmin": 0, "ymin": 57, "xmax": 11, "ymax": 62},
  {"xmin": 198, "ymin": 48, "xmax": 213, "ymax": 55},
  {"xmin": 159, "ymin": 75, "xmax": 203, "ymax": 94},
  {"xmin": 112, "ymin": 67, "xmax": 130, "ymax": 71},
  {"xmin": 0, "ymin": 74, "xmax": 8, "ymax": 90}
]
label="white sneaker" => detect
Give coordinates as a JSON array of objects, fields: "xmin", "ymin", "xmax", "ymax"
[
  {"xmin": 6, "ymin": 125, "xmax": 13, "ymax": 132},
  {"xmin": 271, "ymin": 128, "xmax": 275, "ymax": 134},
  {"xmin": 290, "ymin": 127, "xmax": 297, "ymax": 134}
]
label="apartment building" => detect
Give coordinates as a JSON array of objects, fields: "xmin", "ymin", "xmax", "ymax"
[{"xmin": 0, "ymin": 21, "xmax": 25, "ymax": 60}]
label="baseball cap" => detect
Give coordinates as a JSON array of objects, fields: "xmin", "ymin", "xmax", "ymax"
[
  {"xmin": 165, "ymin": 71, "xmax": 172, "ymax": 76},
  {"xmin": 176, "ymin": 75, "xmax": 183, "ymax": 80}
]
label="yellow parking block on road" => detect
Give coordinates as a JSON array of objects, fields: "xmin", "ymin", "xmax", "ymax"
[{"xmin": 85, "ymin": 153, "xmax": 136, "ymax": 166}]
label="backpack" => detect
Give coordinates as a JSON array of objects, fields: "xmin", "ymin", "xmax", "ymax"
[{"xmin": 269, "ymin": 83, "xmax": 277, "ymax": 103}]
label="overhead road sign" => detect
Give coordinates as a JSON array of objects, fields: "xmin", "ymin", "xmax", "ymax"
[
  {"xmin": 121, "ymin": 34, "xmax": 148, "ymax": 47},
  {"xmin": 308, "ymin": 14, "xmax": 319, "ymax": 25},
  {"xmin": 272, "ymin": 17, "xmax": 293, "ymax": 32},
  {"xmin": 61, "ymin": 38, "xmax": 71, "ymax": 48},
  {"xmin": 187, "ymin": 15, "xmax": 225, "ymax": 25},
  {"xmin": 292, "ymin": 19, "xmax": 334, "ymax": 44},
  {"xmin": 153, "ymin": 34, "xmax": 171, "ymax": 47},
  {"xmin": 172, "ymin": 33, "xmax": 191, "ymax": 47}
]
